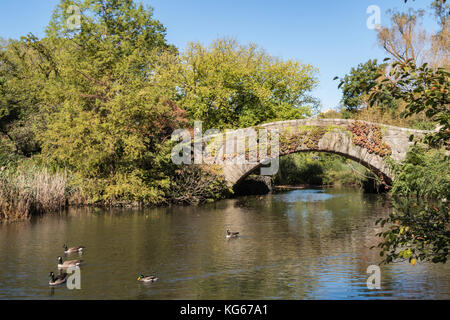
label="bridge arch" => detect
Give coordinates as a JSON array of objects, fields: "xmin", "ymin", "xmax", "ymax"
[
  {"xmin": 231, "ymin": 149, "xmax": 392, "ymax": 188},
  {"xmin": 210, "ymin": 119, "xmax": 429, "ymax": 187}
]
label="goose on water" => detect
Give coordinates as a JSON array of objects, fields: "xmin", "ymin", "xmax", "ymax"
[
  {"xmin": 49, "ymin": 271, "xmax": 68, "ymax": 286},
  {"xmin": 137, "ymin": 274, "xmax": 158, "ymax": 283},
  {"xmin": 226, "ymin": 229, "xmax": 239, "ymax": 238},
  {"xmin": 57, "ymin": 256, "xmax": 82, "ymax": 269},
  {"xmin": 63, "ymin": 244, "xmax": 85, "ymax": 254}
]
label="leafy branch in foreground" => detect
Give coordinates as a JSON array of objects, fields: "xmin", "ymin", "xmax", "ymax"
[
  {"xmin": 375, "ymin": 145, "xmax": 449, "ymax": 265},
  {"xmin": 369, "ymin": 59, "xmax": 449, "ymax": 147},
  {"xmin": 375, "ymin": 198, "xmax": 449, "ymax": 264}
]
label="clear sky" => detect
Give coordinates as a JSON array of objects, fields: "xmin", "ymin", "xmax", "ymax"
[{"xmin": 0, "ymin": 0, "xmax": 437, "ymax": 111}]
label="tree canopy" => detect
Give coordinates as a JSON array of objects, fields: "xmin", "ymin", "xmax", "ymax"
[
  {"xmin": 337, "ymin": 59, "xmax": 398, "ymax": 112},
  {"xmin": 176, "ymin": 38, "xmax": 319, "ymax": 130},
  {"xmin": 0, "ymin": 0, "xmax": 320, "ymax": 204}
]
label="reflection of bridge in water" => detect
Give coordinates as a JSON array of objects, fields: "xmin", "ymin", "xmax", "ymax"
[{"xmin": 202, "ymin": 119, "xmax": 429, "ymax": 187}]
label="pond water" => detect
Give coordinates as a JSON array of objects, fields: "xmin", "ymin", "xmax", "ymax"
[{"xmin": 0, "ymin": 188, "xmax": 449, "ymax": 299}]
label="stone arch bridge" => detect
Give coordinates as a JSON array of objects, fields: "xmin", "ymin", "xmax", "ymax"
[{"xmin": 199, "ymin": 119, "xmax": 429, "ymax": 187}]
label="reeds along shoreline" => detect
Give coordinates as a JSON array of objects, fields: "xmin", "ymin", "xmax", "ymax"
[{"xmin": 0, "ymin": 166, "xmax": 69, "ymax": 222}]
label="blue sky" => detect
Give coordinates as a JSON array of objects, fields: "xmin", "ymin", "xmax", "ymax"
[{"xmin": 0, "ymin": 0, "xmax": 437, "ymax": 111}]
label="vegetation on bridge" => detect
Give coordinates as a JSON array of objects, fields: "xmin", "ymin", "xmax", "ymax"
[{"xmin": 347, "ymin": 122, "xmax": 392, "ymax": 157}]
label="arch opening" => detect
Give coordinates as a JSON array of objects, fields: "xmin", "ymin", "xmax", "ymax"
[{"xmin": 232, "ymin": 150, "xmax": 391, "ymax": 192}]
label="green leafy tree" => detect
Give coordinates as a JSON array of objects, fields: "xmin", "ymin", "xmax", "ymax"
[
  {"xmin": 369, "ymin": 59, "xmax": 449, "ymax": 146},
  {"xmin": 177, "ymin": 38, "xmax": 319, "ymax": 130},
  {"xmin": 1, "ymin": 1, "xmax": 323, "ymax": 208},
  {"xmin": 0, "ymin": 38, "xmax": 45, "ymax": 159},
  {"xmin": 28, "ymin": 0, "xmax": 184, "ymax": 204},
  {"xmin": 336, "ymin": 59, "xmax": 396, "ymax": 111},
  {"xmin": 376, "ymin": 198, "xmax": 449, "ymax": 264},
  {"xmin": 390, "ymin": 145, "xmax": 450, "ymax": 198}
]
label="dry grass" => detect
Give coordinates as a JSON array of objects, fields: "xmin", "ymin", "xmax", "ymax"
[{"xmin": 0, "ymin": 165, "xmax": 69, "ymax": 222}]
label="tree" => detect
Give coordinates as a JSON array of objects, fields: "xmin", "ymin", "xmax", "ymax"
[
  {"xmin": 349, "ymin": 0, "xmax": 448, "ymax": 143},
  {"xmin": 26, "ymin": 0, "xmax": 185, "ymax": 204},
  {"xmin": 377, "ymin": 9, "xmax": 429, "ymax": 65},
  {"xmin": 369, "ymin": 59, "xmax": 449, "ymax": 147},
  {"xmin": 336, "ymin": 59, "xmax": 396, "ymax": 111},
  {"xmin": 0, "ymin": 38, "xmax": 43, "ymax": 158},
  {"xmin": 390, "ymin": 145, "xmax": 450, "ymax": 198},
  {"xmin": 383, "ymin": 1, "xmax": 449, "ymax": 68},
  {"xmin": 176, "ymin": 38, "xmax": 319, "ymax": 130},
  {"xmin": 429, "ymin": 0, "xmax": 450, "ymax": 68},
  {"xmin": 1, "ymin": 1, "xmax": 323, "ymax": 206},
  {"xmin": 370, "ymin": 1, "xmax": 449, "ymax": 266}
]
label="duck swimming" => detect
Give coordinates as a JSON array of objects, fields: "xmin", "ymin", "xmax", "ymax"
[
  {"xmin": 63, "ymin": 244, "xmax": 85, "ymax": 254},
  {"xmin": 226, "ymin": 229, "xmax": 239, "ymax": 238},
  {"xmin": 57, "ymin": 256, "xmax": 82, "ymax": 269},
  {"xmin": 49, "ymin": 271, "xmax": 68, "ymax": 286},
  {"xmin": 137, "ymin": 274, "xmax": 158, "ymax": 282}
]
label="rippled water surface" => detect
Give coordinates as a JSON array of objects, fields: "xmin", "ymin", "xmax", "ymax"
[{"xmin": 0, "ymin": 188, "xmax": 449, "ymax": 299}]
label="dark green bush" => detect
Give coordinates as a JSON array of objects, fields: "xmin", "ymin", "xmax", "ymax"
[{"xmin": 390, "ymin": 145, "xmax": 450, "ymax": 200}]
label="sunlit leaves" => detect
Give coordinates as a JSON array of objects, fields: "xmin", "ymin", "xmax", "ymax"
[
  {"xmin": 32, "ymin": 0, "xmax": 182, "ymax": 204},
  {"xmin": 376, "ymin": 197, "xmax": 449, "ymax": 264},
  {"xmin": 369, "ymin": 59, "xmax": 449, "ymax": 147},
  {"xmin": 335, "ymin": 59, "xmax": 397, "ymax": 112},
  {"xmin": 177, "ymin": 38, "xmax": 319, "ymax": 130}
]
